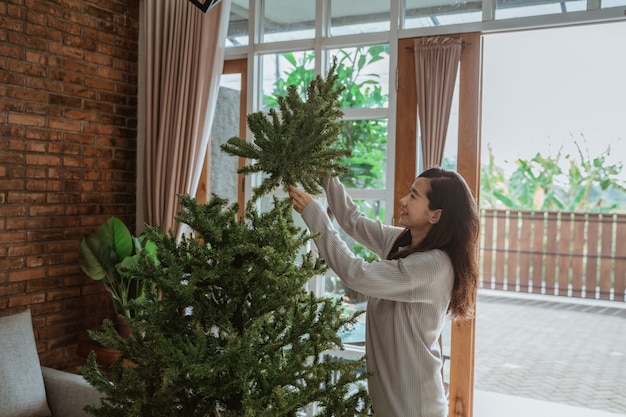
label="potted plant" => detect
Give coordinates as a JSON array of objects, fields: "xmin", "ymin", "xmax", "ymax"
[{"xmin": 78, "ymin": 216, "xmax": 156, "ymax": 334}]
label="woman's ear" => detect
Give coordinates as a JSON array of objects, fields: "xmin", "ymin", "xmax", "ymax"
[{"xmin": 430, "ymin": 208, "xmax": 442, "ymax": 224}]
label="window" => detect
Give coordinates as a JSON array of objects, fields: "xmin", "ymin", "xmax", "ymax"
[
  {"xmin": 262, "ymin": 0, "xmax": 315, "ymax": 42},
  {"xmin": 257, "ymin": 44, "xmax": 391, "ymax": 347},
  {"xmin": 404, "ymin": 0, "xmax": 482, "ymax": 29},
  {"xmin": 495, "ymin": 0, "xmax": 586, "ymax": 19},
  {"xmin": 330, "ymin": 0, "xmax": 390, "ymax": 35},
  {"xmin": 200, "ymin": 59, "xmax": 247, "ymax": 215},
  {"xmin": 339, "ymin": 118, "xmax": 388, "ymax": 189},
  {"xmin": 209, "ymin": 72, "xmax": 242, "ymax": 203},
  {"xmin": 260, "ymin": 50, "xmax": 315, "ymax": 111},
  {"xmin": 226, "ymin": 4, "xmax": 248, "ymax": 46}
]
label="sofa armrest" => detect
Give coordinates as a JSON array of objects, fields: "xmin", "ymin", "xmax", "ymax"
[{"xmin": 41, "ymin": 366, "xmax": 102, "ymax": 417}]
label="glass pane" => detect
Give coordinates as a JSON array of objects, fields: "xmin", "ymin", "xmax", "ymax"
[
  {"xmin": 261, "ymin": 51, "xmax": 315, "ymax": 112},
  {"xmin": 404, "ymin": 0, "xmax": 482, "ymax": 29},
  {"xmin": 603, "ymin": 0, "xmax": 626, "ymax": 6},
  {"xmin": 210, "ymin": 74, "xmax": 241, "ymax": 203},
  {"xmin": 262, "ymin": 0, "xmax": 315, "ymax": 42},
  {"xmin": 480, "ymin": 22, "xmax": 626, "ymax": 214},
  {"xmin": 328, "ymin": 45, "xmax": 390, "ymax": 109},
  {"xmin": 496, "ymin": 0, "xmax": 585, "ymax": 19},
  {"xmin": 563, "ymin": 1, "xmax": 587, "ymax": 11},
  {"xmin": 478, "ymin": 23, "xmax": 626, "ymax": 413},
  {"xmin": 441, "ymin": 318, "xmax": 451, "ymax": 392},
  {"xmin": 442, "ymin": 70, "xmax": 460, "ymax": 171},
  {"xmin": 325, "ymin": 199, "xmax": 386, "ymax": 345},
  {"xmin": 330, "ymin": 0, "xmax": 390, "ymax": 36},
  {"xmin": 338, "ymin": 119, "xmax": 388, "ymax": 190},
  {"xmin": 227, "ymin": 1, "xmax": 248, "ymax": 47}
]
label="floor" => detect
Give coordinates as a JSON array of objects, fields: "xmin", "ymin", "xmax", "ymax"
[
  {"xmin": 474, "ymin": 390, "xmax": 626, "ymax": 417},
  {"xmin": 470, "ymin": 290, "xmax": 626, "ymax": 417}
]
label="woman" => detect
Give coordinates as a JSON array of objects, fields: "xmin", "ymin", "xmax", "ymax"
[{"xmin": 288, "ymin": 167, "xmax": 480, "ymax": 417}]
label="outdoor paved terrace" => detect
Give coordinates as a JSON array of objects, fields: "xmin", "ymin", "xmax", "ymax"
[{"xmin": 473, "ymin": 290, "xmax": 626, "ymax": 416}]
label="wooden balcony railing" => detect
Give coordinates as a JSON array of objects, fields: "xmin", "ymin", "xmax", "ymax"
[{"xmin": 480, "ymin": 209, "xmax": 626, "ymax": 302}]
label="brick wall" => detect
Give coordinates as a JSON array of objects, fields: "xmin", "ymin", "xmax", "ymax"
[{"xmin": 0, "ymin": 0, "xmax": 139, "ymax": 371}]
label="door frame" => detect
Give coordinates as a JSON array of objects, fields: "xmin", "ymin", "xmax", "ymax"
[{"xmin": 396, "ymin": 32, "xmax": 482, "ymax": 417}]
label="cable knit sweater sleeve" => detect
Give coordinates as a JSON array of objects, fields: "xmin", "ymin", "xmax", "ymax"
[
  {"xmin": 301, "ymin": 198, "xmax": 453, "ymax": 303},
  {"xmin": 320, "ymin": 176, "xmax": 401, "ymax": 259}
]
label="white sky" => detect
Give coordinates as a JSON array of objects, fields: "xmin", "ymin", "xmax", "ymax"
[{"xmin": 480, "ymin": 21, "xmax": 626, "ymax": 178}]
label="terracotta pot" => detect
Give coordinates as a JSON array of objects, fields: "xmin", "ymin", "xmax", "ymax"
[
  {"xmin": 114, "ymin": 316, "xmax": 132, "ymax": 338},
  {"xmin": 77, "ymin": 332, "xmax": 122, "ymax": 368}
]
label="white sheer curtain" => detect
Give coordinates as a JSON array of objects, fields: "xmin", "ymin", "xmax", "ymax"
[
  {"xmin": 413, "ymin": 36, "xmax": 463, "ymax": 169},
  {"xmin": 141, "ymin": 0, "xmax": 230, "ymax": 237}
]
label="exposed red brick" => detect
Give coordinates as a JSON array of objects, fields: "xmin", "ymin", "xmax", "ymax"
[
  {"xmin": 1, "ymin": 231, "xmax": 27, "ymax": 244},
  {"xmin": 48, "ymin": 118, "xmax": 82, "ymax": 132},
  {"xmin": 25, "ymin": 78, "xmax": 64, "ymax": 94},
  {"xmin": 0, "ymin": 15, "xmax": 24, "ymax": 32},
  {"xmin": 1, "ymin": 0, "xmax": 138, "ymax": 373},
  {"xmin": 7, "ymin": 112, "xmax": 46, "ymax": 127},
  {"xmin": 8, "ymin": 138, "xmax": 47, "ymax": 152},
  {"xmin": 8, "ymin": 243, "xmax": 46, "ymax": 257},
  {"xmin": 29, "ymin": 301, "xmax": 64, "ymax": 317},
  {"xmin": 26, "ymin": 277, "xmax": 62, "ymax": 293},
  {"xmin": 6, "ymin": 217, "xmax": 45, "ymax": 230},
  {"xmin": 47, "ymin": 332, "xmax": 81, "ymax": 352},
  {"xmin": 46, "ymin": 287, "xmax": 82, "ymax": 301},
  {"xmin": 0, "ymin": 179, "xmax": 25, "ymax": 190},
  {"xmin": 0, "ymin": 282, "xmax": 26, "ymax": 297},
  {"xmin": 8, "ymin": 292, "xmax": 47, "ymax": 307},
  {"xmin": 62, "ymin": 156, "xmax": 97, "ymax": 168},
  {"xmin": 25, "ymin": 154, "xmax": 61, "ymax": 166},
  {"xmin": 25, "ymin": 128, "xmax": 64, "ymax": 142},
  {"xmin": 47, "ymin": 240, "xmax": 79, "ymax": 254},
  {"xmin": 9, "ymin": 60, "xmax": 47, "ymax": 77},
  {"xmin": 8, "ymin": 268, "xmax": 46, "ymax": 282},
  {"xmin": 0, "ymin": 206, "xmax": 28, "ymax": 217},
  {"xmin": 29, "ymin": 205, "xmax": 65, "ymax": 216}
]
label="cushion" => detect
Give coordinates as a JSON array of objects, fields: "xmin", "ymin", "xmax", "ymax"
[{"xmin": 0, "ymin": 309, "xmax": 52, "ymax": 417}]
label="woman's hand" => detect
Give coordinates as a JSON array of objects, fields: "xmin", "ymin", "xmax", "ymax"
[{"xmin": 288, "ymin": 185, "xmax": 314, "ymax": 213}]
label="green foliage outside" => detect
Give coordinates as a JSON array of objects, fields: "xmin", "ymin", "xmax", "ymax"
[
  {"xmin": 264, "ymin": 47, "xmax": 390, "ymax": 192},
  {"xmin": 264, "ymin": 46, "xmax": 626, "ymax": 215},
  {"xmin": 479, "ymin": 140, "xmax": 626, "ymax": 212},
  {"xmin": 262, "ymin": 46, "xmax": 391, "ymax": 267}
]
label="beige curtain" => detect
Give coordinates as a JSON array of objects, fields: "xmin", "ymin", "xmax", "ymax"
[
  {"xmin": 142, "ymin": 0, "xmax": 230, "ymax": 236},
  {"xmin": 413, "ymin": 36, "xmax": 463, "ymax": 169}
]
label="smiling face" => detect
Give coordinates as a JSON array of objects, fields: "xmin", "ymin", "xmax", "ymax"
[{"xmin": 398, "ymin": 177, "xmax": 442, "ymax": 245}]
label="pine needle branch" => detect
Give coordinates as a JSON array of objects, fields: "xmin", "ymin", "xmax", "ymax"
[{"xmin": 221, "ymin": 58, "xmax": 350, "ymax": 200}]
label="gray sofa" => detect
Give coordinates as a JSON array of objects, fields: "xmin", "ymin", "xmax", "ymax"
[{"xmin": 0, "ymin": 309, "xmax": 102, "ymax": 417}]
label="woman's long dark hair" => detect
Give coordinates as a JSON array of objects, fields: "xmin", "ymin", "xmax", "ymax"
[{"xmin": 386, "ymin": 167, "xmax": 480, "ymax": 320}]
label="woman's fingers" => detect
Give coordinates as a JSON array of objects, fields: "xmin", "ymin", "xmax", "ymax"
[{"xmin": 288, "ymin": 185, "xmax": 313, "ymax": 213}]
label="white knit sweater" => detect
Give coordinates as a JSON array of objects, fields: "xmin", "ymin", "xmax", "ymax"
[{"xmin": 300, "ymin": 177, "xmax": 453, "ymax": 417}]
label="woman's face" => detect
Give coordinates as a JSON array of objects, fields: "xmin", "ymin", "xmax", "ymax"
[{"xmin": 398, "ymin": 177, "xmax": 440, "ymax": 230}]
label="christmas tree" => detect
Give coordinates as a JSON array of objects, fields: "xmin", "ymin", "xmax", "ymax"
[
  {"xmin": 221, "ymin": 59, "xmax": 350, "ymax": 200},
  {"xmin": 81, "ymin": 61, "xmax": 373, "ymax": 416}
]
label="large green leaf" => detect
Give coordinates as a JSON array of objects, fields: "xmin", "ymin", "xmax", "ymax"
[
  {"xmin": 78, "ymin": 234, "xmax": 118, "ymax": 281},
  {"xmin": 97, "ymin": 216, "xmax": 133, "ymax": 261}
]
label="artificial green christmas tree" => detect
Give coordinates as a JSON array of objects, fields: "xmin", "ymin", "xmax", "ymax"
[
  {"xmin": 80, "ymin": 62, "xmax": 373, "ymax": 416},
  {"xmin": 221, "ymin": 59, "xmax": 350, "ymax": 200}
]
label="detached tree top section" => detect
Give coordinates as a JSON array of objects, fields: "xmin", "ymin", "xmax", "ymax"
[{"xmin": 221, "ymin": 59, "xmax": 350, "ymax": 201}]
